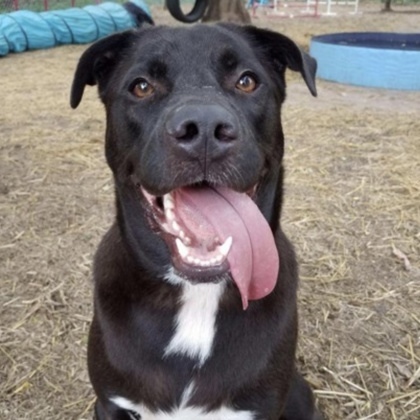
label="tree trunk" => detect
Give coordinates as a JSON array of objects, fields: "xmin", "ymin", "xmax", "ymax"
[
  {"xmin": 383, "ymin": 0, "xmax": 393, "ymax": 12},
  {"xmin": 202, "ymin": 0, "xmax": 251, "ymax": 24}
]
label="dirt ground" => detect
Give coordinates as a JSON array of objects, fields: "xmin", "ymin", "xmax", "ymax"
[{"xmin": 1, "ymin": 3, "xmax": 419, "ymax": 419}]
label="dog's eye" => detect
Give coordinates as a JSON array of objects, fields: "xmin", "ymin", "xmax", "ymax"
[
  {"xmin": 132, "ymin": 78, "xmax": 154, "ymax": 98},
  {"xmin": 236, "ymin": 73, "xmax": 258, "ymax": 93}
]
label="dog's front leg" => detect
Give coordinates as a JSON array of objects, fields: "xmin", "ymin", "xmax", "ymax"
[{"xmin": 280, "ymin": 372, "xmax": 323, "ymax": 420}]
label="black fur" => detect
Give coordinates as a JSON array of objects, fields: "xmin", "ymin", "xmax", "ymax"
[{"xmin": 71, "ymin": 23, "xmax": 321, "ymax": 420}]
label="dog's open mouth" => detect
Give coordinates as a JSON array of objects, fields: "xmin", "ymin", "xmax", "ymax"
[{"xmin": 141, "ymin": 183, "xmax": 279, "ymax": 309}]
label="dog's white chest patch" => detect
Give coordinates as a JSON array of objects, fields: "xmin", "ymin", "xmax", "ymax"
[
  {"xmin": 164, "ymin": 271, "xmax": 225, "ymax": 365},
  {"xmin": 110, "ymin": 274, "xmax": 254, "ymax": 418},
  {"xmin": 111, "ymin": 395, "xmax": 255, "ymax": 420}
]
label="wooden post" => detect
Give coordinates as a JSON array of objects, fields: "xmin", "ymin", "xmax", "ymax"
[{"xmin": 202, "ymin": 0, "xmax": 252, "ymax": 23}]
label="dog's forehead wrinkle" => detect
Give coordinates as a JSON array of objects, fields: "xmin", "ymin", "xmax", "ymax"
[
  {"xmin": 157, "ymin": 27, "xmax": 249, "ymax": 67},
  {"xmin": 130, "ymin": 31, "xmax": 182, "ymax": 72},
  {"xmin": 147, "ymin": 59, "xmax": 168, "ymax": 79}
]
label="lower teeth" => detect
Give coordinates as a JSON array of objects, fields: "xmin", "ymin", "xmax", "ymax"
[
  {"xmin": 184, "ymin": 254, "xmax": 222, "ymax": 267},
  {"xmin": 175, "ymin": 236, "xmax": 232, "ymax": 268}
]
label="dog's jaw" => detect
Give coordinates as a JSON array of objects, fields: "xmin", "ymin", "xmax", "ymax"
[
  {"xmin": 138, "ymin": 182, "xmax": 279, "ymax": 309},
  {"xmin": 139, "ymin": 187, "xmax": 232, "ymax": 283},
  {"xmin": 141, "ymin": 185, "xmax": 233, "ymax": 274}
]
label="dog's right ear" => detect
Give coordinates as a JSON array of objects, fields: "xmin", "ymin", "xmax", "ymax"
[
  {"xmin": 70, "ymin": 31, "xmax": 137, "ymax": 109},
  {"xmin": 219, "ymin": 24, "xmax": 317, "ymax": 97}
]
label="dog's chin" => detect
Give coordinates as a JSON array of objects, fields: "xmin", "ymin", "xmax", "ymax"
[{"xmin": 138, "ymin": 181, "xmax": 257, "ymax": 283}]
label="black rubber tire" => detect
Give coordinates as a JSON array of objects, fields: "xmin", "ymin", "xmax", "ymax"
[{"xmin": 165, "ymin": 0, "xmax": 209, "ymax": 23}]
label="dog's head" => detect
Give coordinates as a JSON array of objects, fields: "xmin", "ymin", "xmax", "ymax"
[{"xmin": 71, "ymin": 24, "xmax": 316, "ymax": 308}]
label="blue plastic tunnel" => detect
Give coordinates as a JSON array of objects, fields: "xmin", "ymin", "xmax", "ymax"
[{"xmin": 0, "ymin": 0, "xmax": 152, "ymax": 57}]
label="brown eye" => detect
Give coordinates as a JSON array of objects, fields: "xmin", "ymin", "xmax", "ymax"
[
  {"xmin": 236, "ymin": 73, "xmax": 257, "ymax": 93},
  {"xmin": 132, "ymin": 79, "xmax": 154, "ymax": 98}
]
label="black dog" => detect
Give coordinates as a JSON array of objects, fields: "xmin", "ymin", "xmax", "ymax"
[{"xmin": 71, "ymin": 23, "xmax": 320, "ymax": 420}]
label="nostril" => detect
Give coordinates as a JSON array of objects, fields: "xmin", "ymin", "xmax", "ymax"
[
  {"xmin": 214, "ymin": 123, "xmax": 237, "ymax": 142},
  {"xmin": 169, "ymin": 121, "xmax": 199, "ymax": 141},
  {"xmin": 180, "ymin": 123, "xmax": 199, "ymax": 141}
]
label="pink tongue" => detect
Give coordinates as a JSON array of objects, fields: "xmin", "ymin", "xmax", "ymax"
[{"xmin": 174, "ymin": 186, "xmax": 279, "ymax": 309}]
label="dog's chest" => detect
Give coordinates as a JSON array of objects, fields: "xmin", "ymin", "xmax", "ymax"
[
  {"xmin": 111, "ymin": 276, "xmax": 256, "ymax": 418},
  {"xmin": 163, "ymin": 274, "xmax": 225, "ymax": 366},
  {"xmin": 112, "ymin": 395, "xmax": 254, "ymax": 420}
]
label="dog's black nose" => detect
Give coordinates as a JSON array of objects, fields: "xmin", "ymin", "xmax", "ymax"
[{"xmin": 165, "ymin": 104, "xmax": 238, "ymax": 157}]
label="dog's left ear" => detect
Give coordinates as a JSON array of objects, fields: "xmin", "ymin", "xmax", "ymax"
[
  {"xmin": 237, "ymin": 25, "xmax": 317, "ymax": 97},
  {"xmin": 70, "ymin": 30, "xmax": 138, "ymax": 109}
]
